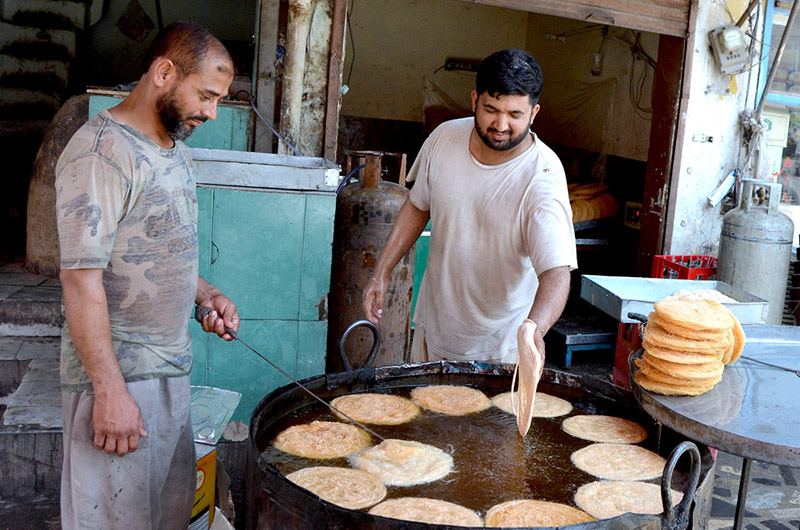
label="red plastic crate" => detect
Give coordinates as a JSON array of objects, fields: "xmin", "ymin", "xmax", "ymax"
[{"xmin": 651, "ymin": 254, "xmax": 717, "ymax": 280}]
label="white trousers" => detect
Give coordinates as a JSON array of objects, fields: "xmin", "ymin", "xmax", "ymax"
[{"xmin": 61, "ymin": 375, "xmax": 195, "ymax": 530}]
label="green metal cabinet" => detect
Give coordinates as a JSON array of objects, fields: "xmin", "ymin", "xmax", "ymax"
[
  {"xmin": 88, "ymin": 94, "xmax": 251, "ymax": 151},
  {"xmin": 189, "ymin": 149, "xmax": 339, "ymax": 422}
]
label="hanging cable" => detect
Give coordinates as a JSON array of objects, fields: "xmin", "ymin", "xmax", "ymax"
[
  {"xmin": 336, "ymin": 164, "xmax": 366, "ymax": 195},
  {"xmin": 250, "ymin": 100, "xmax": 302, "ymax": 157},
  {"xmin": 345, "ymin": 0, "xmax": 356, "ymax": 87}
]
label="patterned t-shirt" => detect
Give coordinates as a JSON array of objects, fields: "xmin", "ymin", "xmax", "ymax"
[{"xmin": 55, "ymin": 109, "xmax": 199, "ymax": 391}]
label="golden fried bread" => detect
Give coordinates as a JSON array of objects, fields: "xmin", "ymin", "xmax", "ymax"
[
  {"xmin": 562, "ymin": 415, "xmax": 647, "ymax": 444},
  {"xmin": 654, "ymin": 299, "xmax": 734, "ymax": 332}
]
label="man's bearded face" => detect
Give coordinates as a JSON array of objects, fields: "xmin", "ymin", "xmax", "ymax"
[{"xmin": 156, "ymin": 84, "xmax": 207, "ymax": 142}]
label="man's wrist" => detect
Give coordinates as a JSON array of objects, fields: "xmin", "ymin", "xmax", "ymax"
[{"xmin": 533, "ymin": 319, "xmax": 550, "ymax": 335}]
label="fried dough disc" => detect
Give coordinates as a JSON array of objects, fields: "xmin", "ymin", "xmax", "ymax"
[
  {"xmin": 644, "ymin": 322, "xmax": 728, "ymax": 354},
  {"xmin": 727, "ymin": 311, "xmax": 746, "ymax": 364},
  {"xmin": 663, "ymin": 288, "xmax": 737, "ymax": 304},
  {"xmin": 720, "ymin": 328, "xmax": 735, "ymax": 364},
  {"xmin": 286, "ymin": 466, "xmax": 386, "ymax": 510},
  {"xmin": 562, "ymin": 415, "xmax": 647, "ymax": 444},
  {"xmin": 410, "ymin": 385, "xmax": 490, "ymax": 416},
  {"xmin": 634, "ymin": 370, "xmax": 715, "ymax": 396},
  {"xmin": 330, "ymin": 393, "xmax": 420, "ymax": 425},
  {"xmin": 647, "ymin": 312, "xmax": 728, "ymax": 341},
  {"xmin": 351, "ymin": 439, "xmax": 453, "ymax": 486},
  {"xmin": 642, "ymin": 352, "xmax": 724, "ymax": 380},
  {"xmin": 485, "ymin": 499, "xmax": 594, "ymax": 527},
  {"xmin": 654, "ymin": 299, "xmax": 734, "ymax": 332},
  {"xmin": 636, "ymin": 358, "xmax": 722, "ymax": 388},
  {"xmin": 273, "ymin": 421, "xmax": 371, "ymax": 459},
  {"xmin": 642, "ymin": 340, "xmax": 719, "ymax": 365},
  {"xmin": 491, "ymin": 391, "xmax": 573, "ymax": 418},
  {"xmin": 574, "ymin": 481, "xmax": 682, "ymax": 519},
  {"xmin": 571, "ymin": 443, "xmax": 666, "ymax": 480},
  {"xmin": 369, "ymin": 497, "xmax": 483, "ymax": 527}
]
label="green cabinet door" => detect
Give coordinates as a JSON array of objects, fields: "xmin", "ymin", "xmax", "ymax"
[
  {"xmin": 207, "ymin": 320, "xmax": 298, "ymax": 423},
  {"xmin": 299, "ymin": 194, "xmax": 336, "ymax": 321},
  {"xmin": 201, "ymin": 188, "xmax": 333, "ymax": 422},
  {"xmin": 210, "ymin": 189, "xmax": 305, "ymax": 320}
]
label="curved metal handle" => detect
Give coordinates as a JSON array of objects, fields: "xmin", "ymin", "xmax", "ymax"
[
  {"xmin": 661, "ymin": 441, "xmax": 702, "ymax": 530},
  {"xmin": 627, "ymin": 312, "xmax": 649, "ymax": 324},
  {"xmin": 338, "ymin": 320, "xmax": 381, "ymax": 371}
]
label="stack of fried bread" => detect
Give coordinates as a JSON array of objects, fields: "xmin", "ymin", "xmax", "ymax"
[
  {"xmin": 634, "ymin": 299, "xmax": 745, "ymax": 396},
  {"xmin": 569, "ymin": 183, "xmax": 618, "ymax": 223}
]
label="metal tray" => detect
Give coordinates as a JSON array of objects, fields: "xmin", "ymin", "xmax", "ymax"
[
  {"xmin": 190, "ymin": 385, "xmax": 242, "ymax": 445},
  {"xmin": 580, "ymin": 275, "xmax": 769, "ymax": 324}
]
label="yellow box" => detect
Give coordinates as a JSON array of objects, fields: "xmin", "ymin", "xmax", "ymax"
[{"xmin": 189, "ymin": 443, "xmax": 217, "ymax": 530}]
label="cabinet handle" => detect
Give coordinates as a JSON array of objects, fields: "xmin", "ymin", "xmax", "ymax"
[{"xmin": 211, "ymin": 241, "xmax": 219, "ymax": 265}]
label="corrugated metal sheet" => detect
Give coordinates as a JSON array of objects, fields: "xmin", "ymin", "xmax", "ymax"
[{"xmin": 458, "ymin": 0, "xmax": 691, "ymax": 37}]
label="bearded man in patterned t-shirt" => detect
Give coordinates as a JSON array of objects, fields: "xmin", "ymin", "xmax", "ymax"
[{"xmin": 55, "ymin": 22, "xmax": 239, "ymax": 530}]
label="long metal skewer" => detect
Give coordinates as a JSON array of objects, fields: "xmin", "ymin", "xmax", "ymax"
[
  {"xmin": 194, "ymin": 306, "xmax": 386, "ymax": 441},
  {"xmin": 740, "ymin": 355, "xmax": 800, "ymax": 377}
]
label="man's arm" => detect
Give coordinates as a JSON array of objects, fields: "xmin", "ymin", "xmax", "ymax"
[
  {"xmin": 363, "ymin": 198, "xmax": 430, "ymax": 323},
  {"xmin": 196, "ymin": 276, "xmax": 239, "ymax": 340},
  {"xmin": 526, "ymin": 265, "xmax": 571, "ymax": 360},
  {"xmin": 60, "ymin": 268, "xmax": 148, "ymax": 457}
]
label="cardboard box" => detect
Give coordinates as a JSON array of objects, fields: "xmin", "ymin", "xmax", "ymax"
[
  {"xmin": 189, "ymin": 386, "xmax": 241, "ymax": 529},
  {"xmin": 189, "ymin": 443, "xmax": 218, "ymax": 530}
]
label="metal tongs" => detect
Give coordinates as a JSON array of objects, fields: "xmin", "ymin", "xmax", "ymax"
[{"xmin": 193, "ymin": 306, "xmax": 386, "ymax": 440}]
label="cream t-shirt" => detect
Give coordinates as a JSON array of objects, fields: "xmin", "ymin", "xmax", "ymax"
[{"xmin": 408, "ymin": 117, "xmax": 577, "ymax": 362}]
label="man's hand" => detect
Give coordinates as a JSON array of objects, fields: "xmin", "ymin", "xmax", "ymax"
[
  {"xmin": 196, "ymin": 276, "xmax": 239, "ymax": 340},
  {"xmin": 197, "ymin": 293, "xmax": 239, "ymax": 340},
  {"xmin": 363, "ymin": 274, "xmax": 388, "ymax": 323},
  {"xmin": 92, "ymin": 386, "xmax": 147, "ymax": 456}
]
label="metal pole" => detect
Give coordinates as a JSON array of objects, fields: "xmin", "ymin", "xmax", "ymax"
[
  {"xmin": 756, "ymin": 0, "xmax": 800, "ymax": 119},
  {"xmin": 735, "ymin": 0, "xmax": 759, "ymax": 28},
  {"xmin": 732, "ymin": 457, "xmax": 753, "ymax": 530}
]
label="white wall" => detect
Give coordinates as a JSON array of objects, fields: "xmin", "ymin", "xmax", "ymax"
[
  {"xmin": 525, "ymin": 14, "xmax": 658, "ymax": 162},
  {"xmin": 342, "ymin": 0, "xmax": 657, "ymax": 163},
  {"xmin": 665, "ymin": 0, "xmax": 761, "ymax": 255},
  {"xmin": 341, "ymin": 0, "xmax": 528, "ymax": 122}
]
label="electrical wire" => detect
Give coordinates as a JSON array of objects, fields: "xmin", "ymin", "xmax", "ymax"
[
  {"xmin": 624, "ymin": 31, "xmax": 654, "ymax": 119},
  {"xmin": 336, "ymin": 163, "xmax": 366, "ymax": 195},
  {"xmin": 718, "ymin": 0, "xmax": 736, "ymax": 24},
  {"xmin": 345, "ymin": 0, "xmax": 356, "ymax": 87},
  {"xmin": 547, "ymin": 24, "xmax": 605, "ymax": 40},
  {"xmin": 249, "ymin": 100, "xmax": 302, "ymax": 156}
]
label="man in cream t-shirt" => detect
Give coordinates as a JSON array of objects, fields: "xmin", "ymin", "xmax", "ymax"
[{"xmin": 363, "ymin": 49, "xmax": 577, "ymax": 365}]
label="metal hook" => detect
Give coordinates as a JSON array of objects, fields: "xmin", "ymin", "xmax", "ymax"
[{"xmin": 338, "ymin": 320, "xmax": 381, "ymax": 371}]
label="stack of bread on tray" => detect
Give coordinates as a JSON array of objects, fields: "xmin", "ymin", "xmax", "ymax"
[
  {"xmin": 568, "ymin": 183, "xmax": 618, "ymax": 223},
  {"xmin": 634, "ymin": 298, "xmax": 745, "ymax": 396}
]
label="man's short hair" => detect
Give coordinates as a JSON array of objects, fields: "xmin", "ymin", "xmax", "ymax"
[
  {"xmin": 142, "ymin": 21, "xmax": 233, "ymax": 77},
  {"xmin": 476, "ymin": 49, "xmax": 543, "ymax": 106}
]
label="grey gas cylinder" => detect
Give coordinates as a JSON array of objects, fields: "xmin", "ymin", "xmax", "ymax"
[
  {"xmin": 717, "ymin": 179, "xmax": 794, "ymax": 325},
  {"xmin": 327, "ymin": 152, "xmax": 414, "ymax": 373}
]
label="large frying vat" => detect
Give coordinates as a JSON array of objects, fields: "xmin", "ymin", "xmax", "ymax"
[{"xmin": 250, "ymin": 360, "xmax": 715, "ymax": 530}]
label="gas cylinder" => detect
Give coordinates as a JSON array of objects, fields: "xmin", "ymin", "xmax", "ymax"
[
  {"xmin": 326, "ymin": 151, "xmax": 415, "ymax": 372},
  {"xmin": 717, "ymin": 179, "xmax": 794, "ymax": 325}
]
